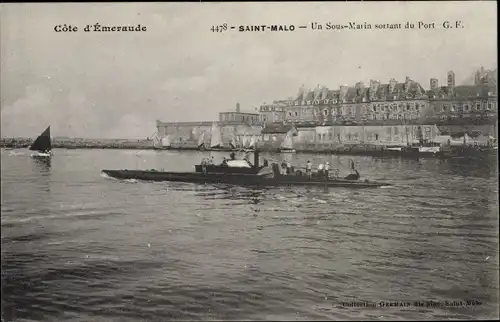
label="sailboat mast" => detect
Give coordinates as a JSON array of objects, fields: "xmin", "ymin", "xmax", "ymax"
[{"xmin": 405, "ymin": 119, "xmax": 409, "ymax": 146}]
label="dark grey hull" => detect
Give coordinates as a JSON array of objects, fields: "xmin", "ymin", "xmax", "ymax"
[{"xmin": 101, "ymin": 169, "xmax": 389, "ymax": 188}]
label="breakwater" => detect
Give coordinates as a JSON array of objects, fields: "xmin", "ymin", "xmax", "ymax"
[
  {"xmin": 1, "ymin": 137, "xmax": 496, "ymax": 159},
  {"xmin": 0, "ymin": 138, "xmax": 155, "ymax": 150}
]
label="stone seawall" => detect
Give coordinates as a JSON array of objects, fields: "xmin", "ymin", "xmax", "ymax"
[
  {"xmin": 0, "ymin": 138, "xmax": 155, "ymax": 150},
  {"xmin": 2, "ymin": 137, "xmax": 493, "ymax": 159}
]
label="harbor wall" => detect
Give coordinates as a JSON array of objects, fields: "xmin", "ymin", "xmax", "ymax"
[
  {"xmin": 2, "ymin": 122, "xmax": 496, "ymax": 154},
  {"xmin": 257, "ymin": 123, "xmax": 496, "ymax": 150},
  {"xmin": 156, "ymin": 121, "xmax": 263, "ymax": 148}
]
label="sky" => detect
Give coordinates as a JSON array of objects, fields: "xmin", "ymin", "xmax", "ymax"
[{"xmin": 0, "ymin": 1, "xmax": 497, "ymax": 139}]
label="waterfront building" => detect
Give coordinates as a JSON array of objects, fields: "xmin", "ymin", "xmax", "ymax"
[
  {"xmin": 155, "ymin": 69, "xmax": 497, "ymax": 151},
  {"xmin": 156, "ymin": 103, "xmax": 263, "ymax": 149},
  {"xmin": 259, "ymin": 100, "xmax": 288, "ymax": 124},
  {"xmin": 219, "ymin": 102, "xmax": 261, "ymax": 125},
  {"xmin": 276, "ymin": 77, "xmax": 429, "ymax": 126},
  {"xmin": 257, "ymin": 69, "xmax": 497, "ymax": 148},
  {"xmin": 259, "ymin": 123, "xmax": 297, "ymax": 150}
]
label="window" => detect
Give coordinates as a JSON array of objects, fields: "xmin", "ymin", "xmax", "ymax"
[
  {"xmin": 394, "ymin": 127, "xmax": 399, "ymax": 135},
  {"xmin": 328, "ymin": 133, "xmax": 333, "ymax": 140},
  {"xmin": 288, "ymin": 112, "xmax": 292, "ymax": 116},
  {"xmin": 375, "ymin": 134, "xmax": 379, "ymax": 141},
  {"xmin": 464, "ymin": 104, "xmax": 469, "ymax": 111},
  {"xmin": 443, "ymin": 104, "xmax": 448, "ymax": 112},
  {"xmin": 488, "ymin": 103, "xmax": 493, "ymax": 110},
  {"xmin": 347, "ymin": 133, "xmax": 352, "ymax": 140},
  {"xmin": 323, "ymin": 109, "xmax": 328, "ymax": 116},
  {"xmin": 317, "ymin": 134, "xmax": 321, "ymax": 141},
  {"xmin": 294, "ymin": 112, "xmax": 298, "ymax": 117},
  {"xmin": 373, "ymin": 105, "xmax": 377, "ymax": 112},
  {"xmin": 475, "ymin": 103, "xmax": 480, "ymax": 110},
  {"xmin": 406, "ymin": 103, "xmax": 410, "ymax": 111}
]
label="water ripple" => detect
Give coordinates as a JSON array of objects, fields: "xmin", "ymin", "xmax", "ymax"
[{"xmin": 1, "ymin": 149, "xmax": 498, "ymax": 321}]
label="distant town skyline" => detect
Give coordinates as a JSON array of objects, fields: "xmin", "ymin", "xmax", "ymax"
[{"xmin": 1, "ymin": 2, "xmax": 497, "ymax": 139}]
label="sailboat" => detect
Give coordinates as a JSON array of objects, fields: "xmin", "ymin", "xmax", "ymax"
[
  {"xmin": 161, "ymin": 135, "xmax": 171, "ymax": 149},
  {"xmin": 198, "ymin": 131, "xmax": 206, "ymax": 150},
  {"xmin": 29, "ymin": 126, "xmax": 52, "ymax": 157},
  {"xmin": 210, "ymin": 122, "xmax": 223, "ymax": 149},
  {"xmin": 208, "ymin": 122, "xmax": 237, "ymax": 151},
  {"xmin": 279, "ymin": 132, "xmax": 295, "ymax": 153},
  {"xmin": 241, "ymin": 135, "xmax": 248, "ymax": 149},
  {"xmin": 152, "ymin": 132, "xmax": 162, "ymax": 150},
  {"xmin": 230, "ymin": 135, "xmax": 237, "ymax": 149}
]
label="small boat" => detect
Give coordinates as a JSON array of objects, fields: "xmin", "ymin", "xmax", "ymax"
[
  {"xmin": 29, "ymin": 126, "xmax": 52, "ymax": 157},
  {"xmin": 102, "ymin": 151, "xmax": 390, "ymax": 189},
  {"xmin": 418, "ymin": 146, "xmax": 440, "ymax": 154},
  {"xmin": 161, "ymin": 135, "xmax": 171, "ymax": 149},
  {"xmin": 279, "ymin": 133, "xmax": 296, "ymax": 153},
  {"xmin": 386, "ymin": 146, "xmax": 403, "ymax": 152},
  {"xmin": 198, "ymin": 131, "xmax": 206, "ymax": 150},
  {"xmin": 152, "ymin": 132, "xmax": 171, "ymax": 150}
]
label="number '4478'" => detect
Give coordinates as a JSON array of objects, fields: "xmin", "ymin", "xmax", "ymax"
[{"xmin": 211, "ymin": 24, "xmax": 228, "ymax": 32}]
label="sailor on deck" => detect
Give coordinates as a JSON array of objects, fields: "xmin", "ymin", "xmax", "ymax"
[
  {"xmin": 306, "ymin": 160, "xmax": 312, "ymax": 178},
  {"xmin": 280, "ymin": 162, "xmax": 288, "ymax": 175},
  {"xmin": 324, "ymin": 161, "xmax": 330, "ymax": 180},
  {"xmin": 318, "ymin": 162, "xmax": 325, "ymax": 179},
  {"xmin": 201, "ymin": 157, "xmax": 208, "ymax": 174}
]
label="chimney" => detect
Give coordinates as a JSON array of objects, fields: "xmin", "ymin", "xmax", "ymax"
[
  {"xmin": 389, "ymin": 78, "xmax": 397, "ymax": 93},
  {"xmin": 355, "ymin": 81, "xmax": 365, "ymax": 97},
  {"xmin": 321, "ymin": 86, "xmax": 329, "ymax": 100},
  {"xmin": 314, "ymin": 85, "xmax": 322, "ymax": 100},
  {"xmin": 447, "ymin": 71, "xmax": 455, "ymax": 87},
  {"xmin": 474, "ymin": 71, "xmax": 481, "ymax": 85},
  {"xmin": 369, "ymin": 80, "xmax": 379, "ymax": 99},
  {"xmin": 430, "ymin": 78, "xmax": 438, "ymax": 90},
  {"xmin": 236, "ymin": 102, "xmax": 241, "ymax": 113},
  {"xmin": 339, "ymin": 85, "xmax": 348, "ymax": 102}
]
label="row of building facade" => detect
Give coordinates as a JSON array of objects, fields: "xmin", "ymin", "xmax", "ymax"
[{"xmin": 156, "ymin": 68, "xmax": 497, "ymax": 150}]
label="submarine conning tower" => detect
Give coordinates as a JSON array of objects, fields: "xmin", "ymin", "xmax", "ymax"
[{"xmin": 253, "ymin": 150, "xmax": 260, "ymax": 168}]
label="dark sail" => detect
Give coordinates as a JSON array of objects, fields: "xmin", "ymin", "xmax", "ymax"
[{"xmin": 29, "ymin": 126, "xmax": 51, "ymax": 152}]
